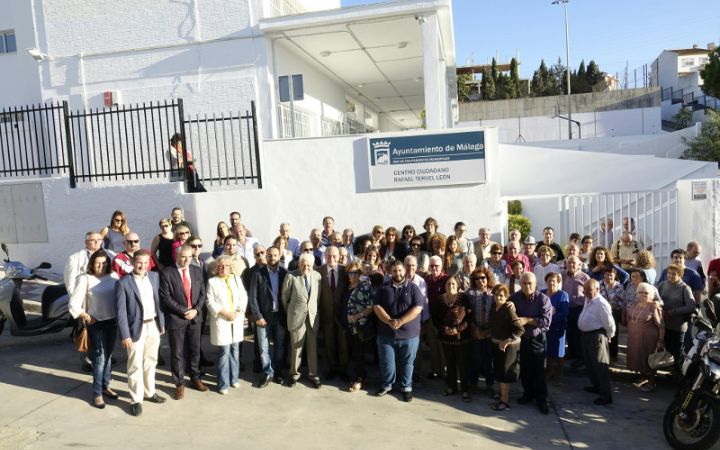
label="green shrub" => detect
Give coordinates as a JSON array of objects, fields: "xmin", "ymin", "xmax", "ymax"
[
  {"xmin": 508, "ymin": 214, "xmax": 532, "ymax": 241},
  {"xmin": 508, "ymin": 200, "xmax": 523, "ymax": 215}
]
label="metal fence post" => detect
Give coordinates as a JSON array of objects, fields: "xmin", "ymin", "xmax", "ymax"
[
  {"xmin": 62, "ymin": 101, "xmax": 76, "ymax": 188},
  {"xmin": 251, "ymin": 101, "xmax": 262, "ymax": 189}
]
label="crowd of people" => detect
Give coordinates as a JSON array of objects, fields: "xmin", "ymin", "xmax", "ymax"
[{"xmin": 64, "ymin": 208, "xmax": 720, "ymax": 416}]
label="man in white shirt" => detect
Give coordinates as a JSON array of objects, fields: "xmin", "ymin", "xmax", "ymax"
[
  {"xmin": 65, "ymin": 232, "xmax": 103, "ymax": 295},
  {"xmin": 279, "ymin": 222, "xmax": 301, "ymax": 257},
  {"xmin": 234, "ymin": 223, "xmax": 259, "ymax": 267},
  {"xmin": 577, "ymin": 278, "xmax": 616, "ymax": 406}
]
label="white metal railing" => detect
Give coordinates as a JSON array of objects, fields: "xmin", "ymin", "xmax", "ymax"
[
  {"xmin": 557, "ymin": 190, "xmax": 677, "ymax": 271},
  {"xmin": 264, "ymin": 0, "xmax": 307, "ymax": 18},
  {"xmin": 277, "ymin": 103, "xmax": 367, "ymax": 139}
]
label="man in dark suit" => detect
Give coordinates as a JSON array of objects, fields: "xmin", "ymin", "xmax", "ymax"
[
  {"xmin": 249, "ymin": 246, "xmax": 287, "ymax": 387},
  {"xmin": 318, "ymin": 246, "xmax": 349, "ymax": 380},
  {"xmin": 115, "ymin": 250, "xmax": 166, "ymax": 417},
  {"xmin": 159, "ymin": 244, "xmax": 208, "ymax": 400}
]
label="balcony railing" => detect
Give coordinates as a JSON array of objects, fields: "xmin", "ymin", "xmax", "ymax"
[{"xmin": 277, "ymin": 103, "xmax": 368, "ymax": 139}]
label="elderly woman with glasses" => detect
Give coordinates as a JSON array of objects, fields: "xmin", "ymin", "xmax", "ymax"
[
  {"xmin": 462, "ymin": 267, "xmax": 496, "ymax": 395},
  {"xmin": 342, "ymin": 261, "xmax": 376, "ymax": 392},
  {"xmin": 206, "ymin": 255, "xmax": 248, "ymax": 394},
  {"xmin": 151, "ymin": 218, "xmax": 175, "ymax": 269},
  {"xmin": 483, "ymin": 243, "xmax": 508, "ymax": 285},
  {"xmin": 626, "ymin": 282, "xmax": 665, "ymax": 392},
  {"xmin": 100, "ymin": 210, "xmax": 130, "ymax": 253}
]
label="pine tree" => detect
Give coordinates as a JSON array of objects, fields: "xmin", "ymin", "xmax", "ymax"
[
  {"xmin": 485, "ymin": 68, "xmax": 496, "ymax": 100},
  {"xmin": 550, "ymin": 57, "xmax": 566, "ymax": 95},
  {"xmin": 538, "ymin": 59, "xmax": 550, "ymax": 95},
  {"xmin": 491, "ymin": 58, "xmax": 499, "ymax": 83},
  {"xmin": 586, "ymin": 60, "xmax": 601, "ymax": 86},
  {"xmin": 701, "ymin": 48, "xmax": 720, "ymax": 98},
  {"xmin": 480, "ymin": 68, "xmax": 489, "ymax": 100},
  {"xmin": 508, "ymin": 58, "xmax": 520, "ymax": 99}
]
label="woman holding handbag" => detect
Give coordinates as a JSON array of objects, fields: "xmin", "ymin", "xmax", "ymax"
[
  {"xmin": 626, "ymin": 282, "xmax": 665, "ymax": 392},
  {"xmin": 68, "ymin": 250, "xmax": 120, "ymax": 409},
  {"xmin": 205, "ymin": 255, "xmax": 248, "ymax": 394}
]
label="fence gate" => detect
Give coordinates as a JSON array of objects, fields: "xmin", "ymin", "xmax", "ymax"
[{"xmin": 558, "ymin": 190, "xmax": 678, "ymax": 270}]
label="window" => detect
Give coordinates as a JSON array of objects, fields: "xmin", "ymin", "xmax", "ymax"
[
  {"xmin": 0, "ymin": 30, "xmax": 17, "ymax": 54},
  {"xmin": 278, "ymin": 74, "xmax": 304, "ymax": 102},
  {"xmin": 680, "ymin": 58, "xmax": 695, "ymax": 67}
]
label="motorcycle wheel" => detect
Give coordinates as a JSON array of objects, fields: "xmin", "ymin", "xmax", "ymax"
[{"xmin": 663, "ymin": 391, "xmax": 720, "ymax": 450}]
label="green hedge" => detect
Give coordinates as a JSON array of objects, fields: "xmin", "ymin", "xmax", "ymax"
[{"xmin": 508, "ymin": 214, "xmax": 532, "ymax": 241}]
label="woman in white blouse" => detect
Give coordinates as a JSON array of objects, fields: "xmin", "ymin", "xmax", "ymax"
[
  {"xmin": 206, "ymin": 255, "xmax": 248, "ymax": 394},
  {"xmin": 68, "ymin": 250, "xmax": 120, "ymax": 409}
]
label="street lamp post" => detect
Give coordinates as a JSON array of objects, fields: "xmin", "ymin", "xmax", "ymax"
[{"xmin": 552, "ymin": 0, "xmax": 572, "ymax": 140}]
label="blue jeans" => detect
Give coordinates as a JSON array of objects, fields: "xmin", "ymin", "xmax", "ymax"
[
  {"xmin": 88, "ymin": 319, "xmax": 117, "ymax": 397},
  {"xmin": 256, "ymin": 316, "xmax": 286, "ymax": 377},
  {"xmin": 216, "ymin": 342, "xmax": 240, "ymax": 391},
  {"xmin": 377, "ymin": 335, "xmax": 419, "ymax": 392}
]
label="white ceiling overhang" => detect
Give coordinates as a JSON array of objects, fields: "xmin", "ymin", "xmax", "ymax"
[{"xmin": 260, "ymin": 0, "xmax": 454, "ymax": 130}]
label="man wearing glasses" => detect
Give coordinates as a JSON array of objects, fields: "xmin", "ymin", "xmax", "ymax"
[
  {"xmin": 65, "ymin": 231, "xmax": 104, "ymax": 295},
  {"xmin": 113, "ymin": 232, "xmax": 156, "ymax": 278}
]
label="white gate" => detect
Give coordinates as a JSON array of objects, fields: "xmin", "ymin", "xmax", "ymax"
[{"xmin": 558, "ymin": 190, "xmax": 678, "ymax": 271}]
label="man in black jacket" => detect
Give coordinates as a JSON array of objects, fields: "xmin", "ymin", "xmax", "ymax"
[{"xmin": 249, "ymin": 246, "xmax": 288, "ymax": 387}]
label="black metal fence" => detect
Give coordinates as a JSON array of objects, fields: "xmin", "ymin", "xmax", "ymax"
[
  {"xmin": 0, "ymin": 103, "xmax": 69, "ymax": 179},
  {"xmin": 0, "ymin": 99, "xmax": 261, "ymax": 190}
]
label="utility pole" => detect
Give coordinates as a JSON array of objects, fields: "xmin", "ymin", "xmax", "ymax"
[{"xmin": 552, "ymin": 0, "xmax": 572, "ymax": 139}]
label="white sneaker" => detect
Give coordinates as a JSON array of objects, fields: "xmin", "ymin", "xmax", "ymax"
[
  {"xmin": 231, "ymin": 382, "xmax": 240, "ymax": 388},
  {"xmin": 219, "ymin": 389, "xmax": 229, "ymax": 395}
]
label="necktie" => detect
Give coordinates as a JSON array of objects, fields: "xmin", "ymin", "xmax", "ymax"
[
  {"xmin": 305, "ymin": 275, "xmax": 311, "ymax": 296},
  {"xmin": 224, "ymin": 276, "xmax": 234, "ymax": 310},
  {"xmin": 330, "ymin": 269, "xmax": 336, "ymax": 293},
  {"xmin": 182, "ymin": 268, "xmax": 192, "ymax": 309}
]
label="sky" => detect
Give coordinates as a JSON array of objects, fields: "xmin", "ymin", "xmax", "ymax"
[{"xmin": 340, "ymin": 0, "xmax": 720, "ymax": 86}]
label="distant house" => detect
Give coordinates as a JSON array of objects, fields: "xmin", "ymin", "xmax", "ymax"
[{"xmin": 651, "ymin": 44, "xmax": 715, "ymax": 94}]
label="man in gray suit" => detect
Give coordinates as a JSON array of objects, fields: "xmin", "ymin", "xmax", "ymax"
[
  {"xmin": 282, "ymin": 253, "xmax": 322, "ymax": 388},
  {"xmin": 115, "ymin": 250, "xmax": 167, "ymax": 417},
  {"xmin": 318, "ymin": 246, "xmax": 349, "ymax": 380}
]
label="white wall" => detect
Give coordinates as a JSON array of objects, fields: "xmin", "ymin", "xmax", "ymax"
[
  {"xmin": 0, "ymin": 0, "xmax": 42, "ymax": 107},
  {"xmin": 0, "ymin": 128, "xmax": 505, "ymax": 270},
  {"xmin": 459, "ymin": 107, "xmax": 661, "ymax": 143},
  {"xmin": 677, "ymin": 178, "xmax": 720, "ymax": 268},
  {"xmin": 657, "ymin": 51, "xmax": 678, "ymax": 89}
]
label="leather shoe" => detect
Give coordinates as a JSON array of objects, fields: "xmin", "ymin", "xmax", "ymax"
[
  {"xmin": 102, "ymin": 388, "xmax": 119, "ymax": 400},
  {"xmin": 517, "ymin": 395, "xmax": 534, "ymax": 405},
  {"xmin": 130, "ymin": 403, "xmax": 142, "ymax": 416},
  {"xmin": 192, "ymin": 380, "xmax": 209, "ymax": 392},
  {"xmin": 594, "ymin": 397, "xmax": 613, "ymax": 406},
  {"xmin": 272, "ymin": 375, "xmax": 284, "ymax": 385},
  {"xmin": 537, "ymin": 401, "xmax": 550, "ymax": 415},
  {"xmin": 311, "ymin": 377, "xmax": 322, "ymax": 389},
  {"xmin": 258, "ymin": 375, "xmax": 271, "ymax": 388},
  {"xmin": 402, "ymin": 392, "xmax": 413, "ymax": 402},
  {"xmin": 375, "ymin": 387, "xmax": 391, "ymax": 397},
  {"xmin": 93, "ymin": 396, "xmax": 106, "ymax": 409},
  {"xmin": 584, "ymin": 386, "xmax": 600, "ymax": 394},
  {"xmin": 145, "ymin": 393, "xmax": 167, "ymax": 404},
  {"xmin": 174, "ymin": 385, "xmax": 185, "ymax": 400},
  {"xmin": 286, "ymin": 378, "xmax": 297, "ymax": 387}
]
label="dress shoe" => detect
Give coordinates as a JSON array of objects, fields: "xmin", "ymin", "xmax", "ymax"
[
  {"xmin": 584, "ymin": 386, "xmax": 600, "ymax": 394},
  {"xmin": 130, "ymin": 403, "xmax": 143, "ymax": 416},
  {"xmin": 286, "ymin": 378, "xmax": 297, "ymax": 387},
  {"xmin": 93, "ymin": 396, "xmax": 106, "ymax": 409},
  {"xmin": 272, "ymin": 375, "xmax": 284, "ymax": 385},
  {"xmin": 192, "ymin": 380, "xmax": 209, "ymax": 392},
  {"xmin": 402, "ymin": 392, "xmax": 413, "ymax": 402},
  {"xmin": 375, "ymin": 387, "xmax": 391, "ymax": 397},
  {"xmin": 537, "ymin": 401, "xmax": 550, "ymax": 415},
  {"xmin": 594, "ymin": 397, "xmax": 613, "ymax": 406},
  {"xmin": 311, "ymin": 377, "xmax": 322, "ymax": 389},
  {"xmin": 258, "ymin": 375, "xmax": 271, "ymax": 388},
  {"xmin": 517, "ymin": 395, "xmax": 534, "ymax": 405},
  {"xmin": 174, "ymin": 385, "xmax": 185, "ymax": 400},
  {"xmin": 102, "ymin": 388, "xmax": 119, "ymax": 400},
  {"xmin": 145, "ymin": 393, "xmax": 167, "ymax": 404}
]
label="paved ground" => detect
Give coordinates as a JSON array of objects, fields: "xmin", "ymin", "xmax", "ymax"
[{"xmin": 0, "ymin": 278, "xmax": 692, "ymax": 449}]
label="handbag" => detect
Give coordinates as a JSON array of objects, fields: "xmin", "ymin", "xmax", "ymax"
[
  {"xmin": 648, "ymin": 349, "xmax": 674, "ymax": 370},
  {"xmin": 73, "ymin": 277, "xmax": 91, "ymax": 353}
]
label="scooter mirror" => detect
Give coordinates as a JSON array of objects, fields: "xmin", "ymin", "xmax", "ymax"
[
  {"xmin": 1, "ymin": 242, "xmax": 8, "ymax": 256},
  {"xmin": 37, "ymin": 262, "xmax": 52, "ymax": 270}
]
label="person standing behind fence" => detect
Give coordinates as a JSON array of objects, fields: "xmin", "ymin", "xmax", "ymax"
[
  {"xmin": 101, "ymin": 210, "xmax": 129, "ymax": 253},
  {"xmin": 166, "ymin": 133, "xmax": 205, "ymax": 192}
]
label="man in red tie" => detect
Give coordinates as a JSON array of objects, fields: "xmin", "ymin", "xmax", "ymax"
[{"xmin": 159, "ymin": 244, "xmax": 207, "ymax": 400}]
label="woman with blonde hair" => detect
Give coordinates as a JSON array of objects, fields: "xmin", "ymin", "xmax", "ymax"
[
  {"xmin": 205, "ymin": 255, "xmax": 248, "ymax": 394},
  {"xmin": 635, "ymin": 250, "xmax": 657, "ymax": 284},
  {"xmin": 213, "ymin": 221, "xmax": 231, "ymax": 258},
  {"xmin": 151, "ymin": 217, "xmax": 175, "ymax": 269},
  {"xmin": 171, "ymin": 225, "xmax": 191, "ymax": 260},
  {"xmin": 100, "ymin": 210, "xmax": 130, "ymax": 253}
]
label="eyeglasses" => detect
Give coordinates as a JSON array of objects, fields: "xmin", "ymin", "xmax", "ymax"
[
  {"xmin": 302, "ymin": 248, "xmax": 313, "ymax": 252},
  {"xmin": 348, "ymin": 271, "xmax": 360, "ymax": 276},
  {"xmin": 255, "ymin": 251, "xmax": 266, "ymax": 257},
  {"xmin": 190, "ymin": 244, "xmax": 202, "ymax": 249},
  {"xmin": 476, "ymin": 276, "xmax": 487, "ymax": 280},
  {"xmin": 492, "ymin": 252, "xmax": 502, "ymax": 255},
  {"xmin": 125, "ymin": 240, "xmax": 139, "ymax": 244},
  {"xmin": 178, "ymin": 232, "xmax": 189, "ymax": 236},
  {"xmin": 114, "ymin": 218, "xmax": 123, "ymax": 223},
  {"xmin": 429, "ymin": 264, "xmax": 440, "ymax": 268},
  {"xmin": 411, "ymin": 243, "xmax": 421, "ymax": 248}
]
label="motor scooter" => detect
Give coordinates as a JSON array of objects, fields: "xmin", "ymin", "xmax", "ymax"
[{"xmin": 0, "ymin": 242, "xmax": 71, "ymax": 336}]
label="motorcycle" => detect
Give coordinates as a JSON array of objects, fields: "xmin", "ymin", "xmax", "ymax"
[
  {"xmin": 663, "ymin": 299, "xmax": 720, "ymax": 450},
  {"xmin": 0, "ymin": 242, "xmax": 71, "ymax": 336}
]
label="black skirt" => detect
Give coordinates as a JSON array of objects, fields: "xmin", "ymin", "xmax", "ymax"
[{"xmin": 492, "ymin": 341, "xmax": 520, "ymax": 383}]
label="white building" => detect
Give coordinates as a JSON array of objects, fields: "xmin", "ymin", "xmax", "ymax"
[
  {"xmin": 0, "ymin": 0, "xmax": 457, "ymax": 138},
  {"xmin": 651, "ymin": 44, "xmax": 714, "ymax": 95}
]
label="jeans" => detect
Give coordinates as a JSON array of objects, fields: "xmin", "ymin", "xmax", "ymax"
[
  {"xmin": 216, "ymin": 342, "xmax": 240, "ymax": 391},
  {"xmin": 88, "ymin": 319, "xmax": 117, "ymax": 397},
  {"xmin": 377, "ymin": 335, "xmax": 419, "ymax": 392},
  {"xmin": 256, "ymin": 316, "xmax": 287, "ymax": 377},
  {"xmin": 469, "ymin": 338, "xmax": 494, "ymax": 387}
]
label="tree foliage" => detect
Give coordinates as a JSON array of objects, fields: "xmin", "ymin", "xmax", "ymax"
[
  {"xmin": 681, "ymin": 110, "xmax": 720, "ymax": 163},
  {"xmin": 673, "ymin": 107, "xmax": 693, "ymax": 129},
  {"xmin": 531, "ymin": 58, "xmax": 603, "ymax": 97},
  {"xmin": 456, "ymin": 72, "xmax": 472, "ymax": 102},
  {"xmin": 508, "ymin": 214, "xmax": 532, "ymax": 241},
  {"xmin": 700, "ymin": 48, "xmax": 720, "ymax": 99}
]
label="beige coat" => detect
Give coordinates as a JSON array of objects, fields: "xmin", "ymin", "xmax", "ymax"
[{"xmin": 206, "ymin": 275, "xmax": 247, "ymax": 346}]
